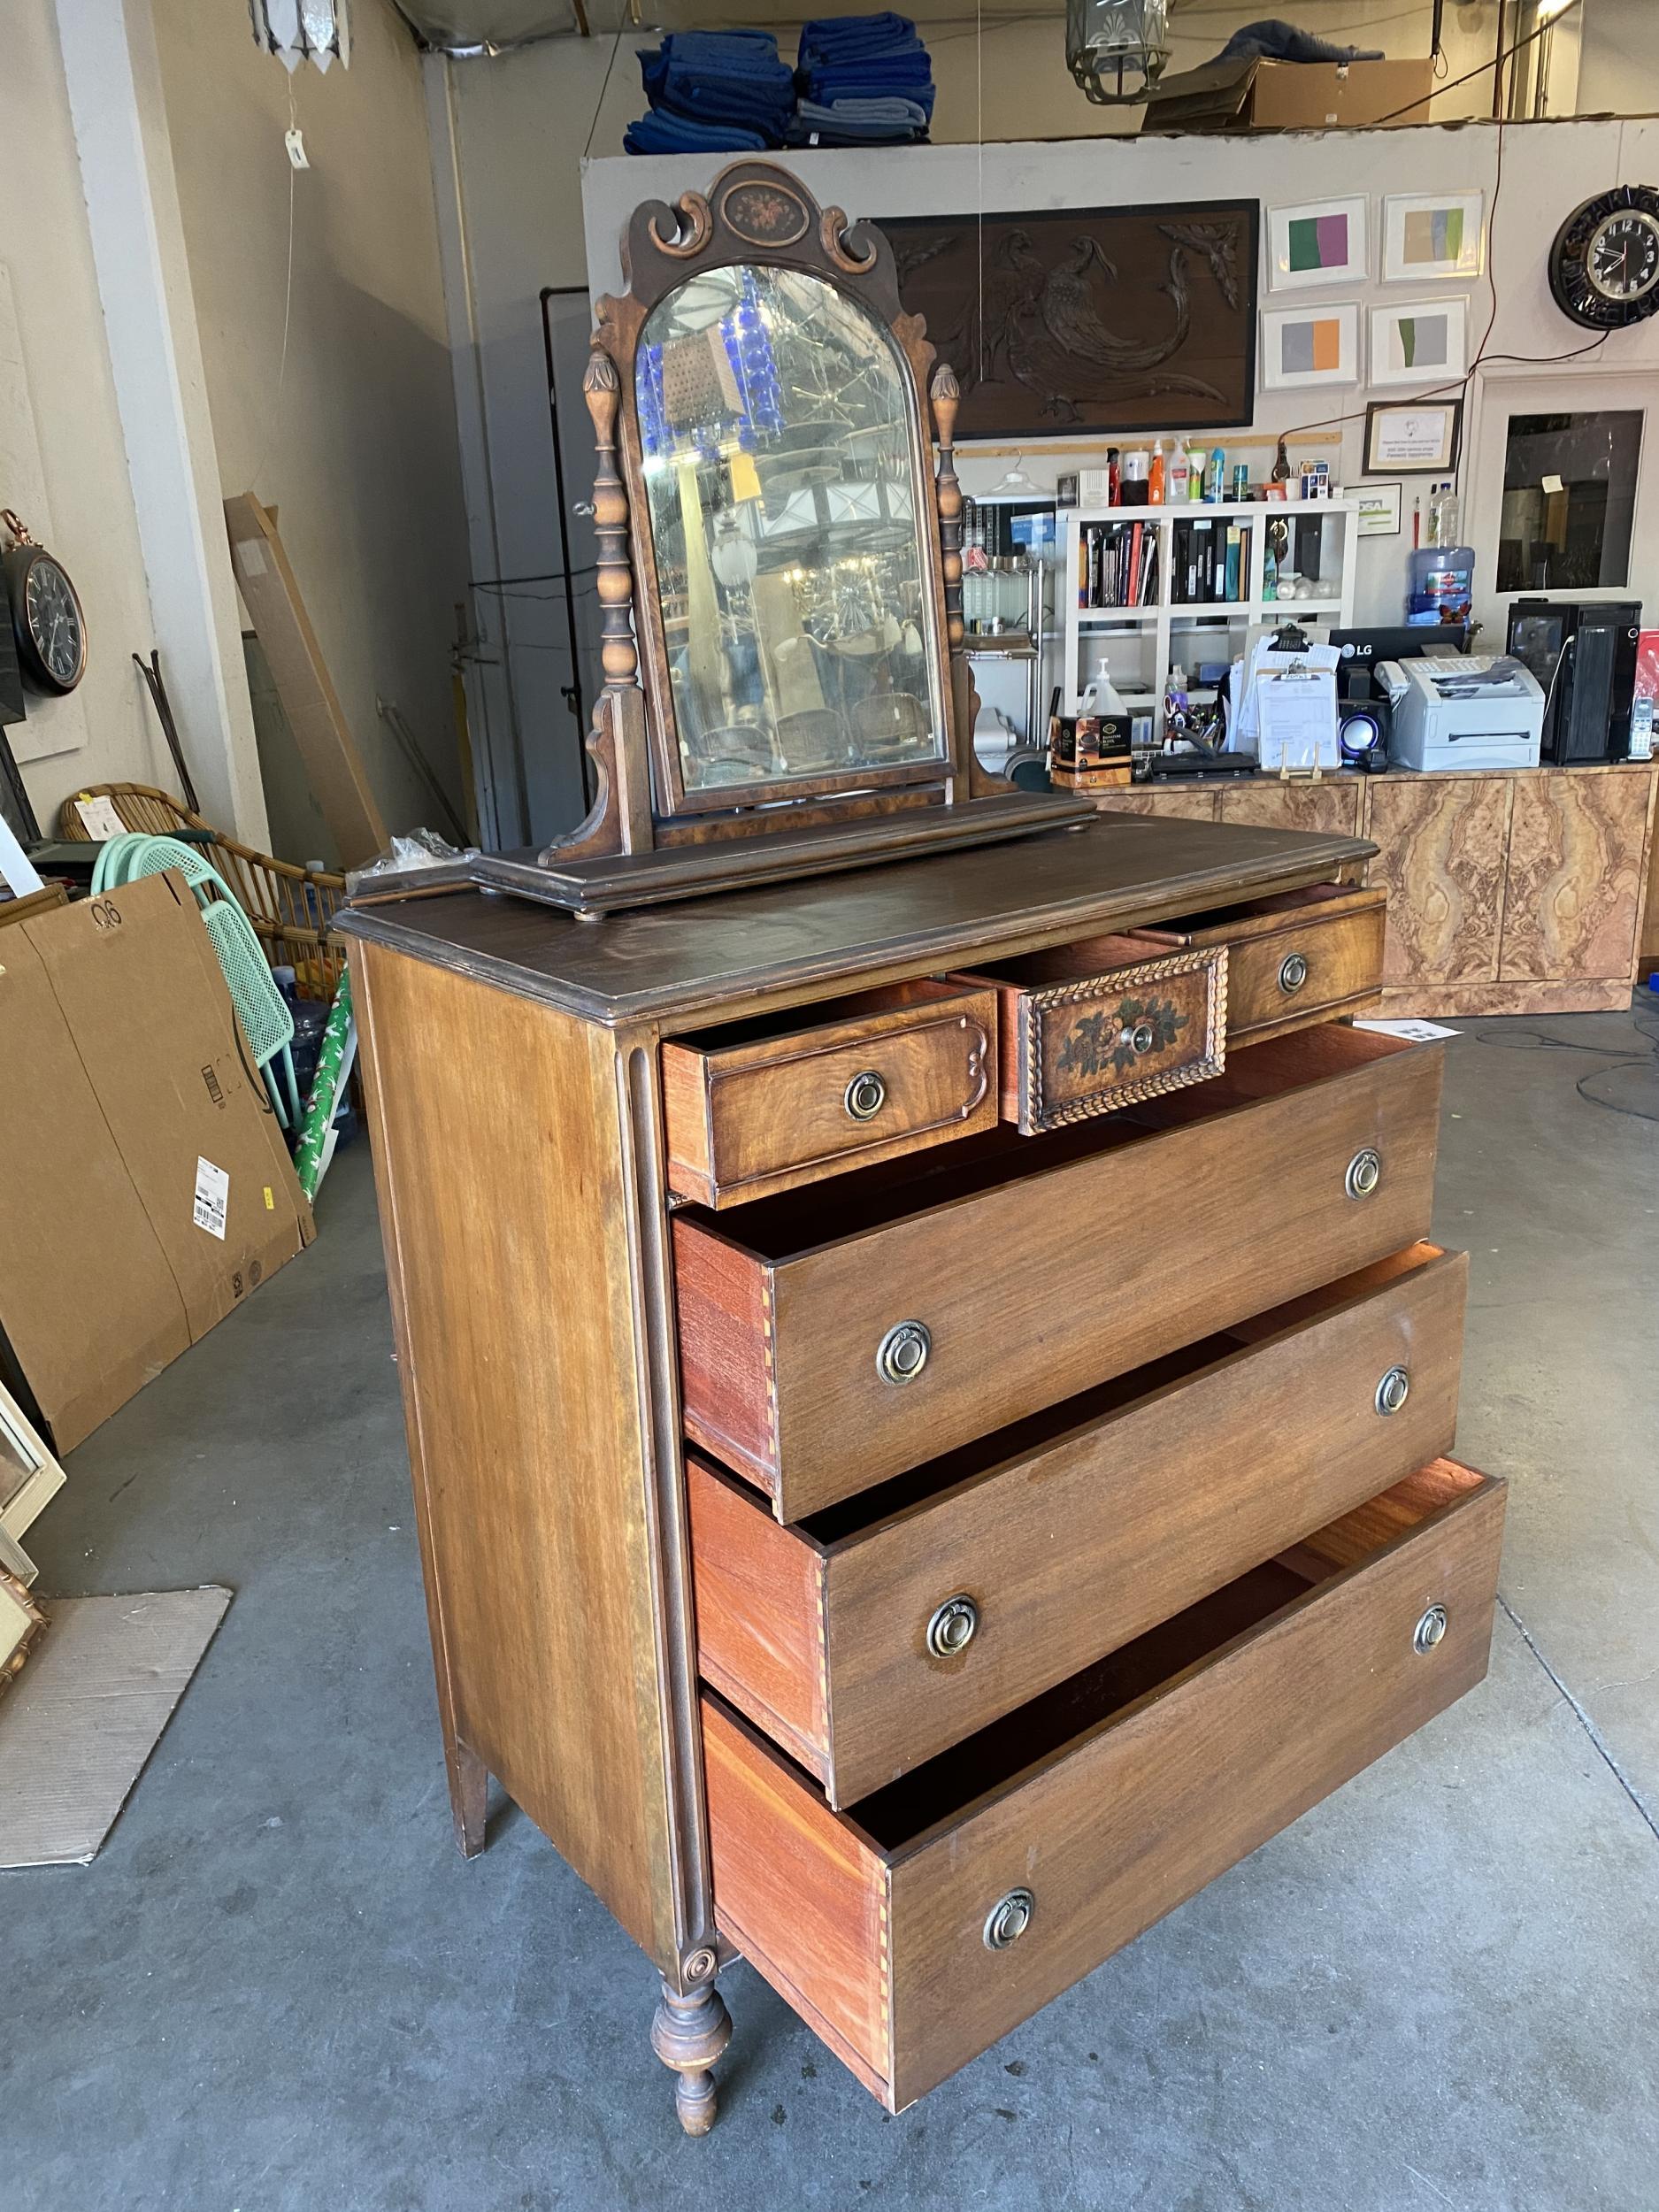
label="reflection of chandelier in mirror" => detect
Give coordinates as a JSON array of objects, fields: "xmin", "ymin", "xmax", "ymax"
[{"xmin": 1065, "ymin": 0, "xmax": 1171, "ymax": 103}]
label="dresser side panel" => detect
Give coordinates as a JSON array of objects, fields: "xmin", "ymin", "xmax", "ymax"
[{"xmin": 353, "ymin": 941, "xmax": 675, "ymax": 1965}]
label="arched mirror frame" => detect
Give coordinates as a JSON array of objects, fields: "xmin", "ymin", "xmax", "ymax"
[{"xmin": 588, "ymin": 162, "xmax": 972, "ymax": 829}]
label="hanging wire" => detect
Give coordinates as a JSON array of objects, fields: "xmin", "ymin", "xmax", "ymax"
[{"xmin": 249, "ymin": 72, "xmax": 300, "ymax": 492}]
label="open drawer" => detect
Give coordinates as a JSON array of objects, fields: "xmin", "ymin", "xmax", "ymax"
[
  {"xmin": 949, "ymin": 936, "xmax": 1226, "ymax": 1134},
  {"xmin": 661, "ymin": 979, "xmax": 997, "ymax": 1208},
  {"xmin": 1127, "ymin": 880, "xmax": 1386, "ymax": 1046},
  {"xmin": 689, "ymin": 1241, "xmax": 1469, "ymax": 1805},
  {"xmin": 673, "ymin": 1023, "xmax": 1446, "ymax": 1520},
  {"xmin": 703, "ymin": 1456, "xmax": 1505, "ymax": 2112}
]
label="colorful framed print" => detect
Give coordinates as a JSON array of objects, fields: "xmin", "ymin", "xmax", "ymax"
[
  {"xmin": 1369, "ymin": 297, "xmax": 1469, "ymax": 387},
  {"xmin": 1260, "ymin": 303, "xmax": 1359, "ymax": 390},
  {"xmin": 1267, "ymin": 196, "xmax": 1368, "ymax": 292},
  {"xmin": 1363, "ymin": 399, "xmax": 1463, "ymax": 475},
  {"xmin": 1382, "ymin": 192, "xmax": 1484, "ymax": 282},
  {"xmin": 1356, "ymin": 483, "xmax": 1404, "ymax": 536}
]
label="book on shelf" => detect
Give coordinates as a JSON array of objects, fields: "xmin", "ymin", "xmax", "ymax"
[
  {"xmin": 1077, "ymin": 519, "xmax": 1159, "ymax": 611},
  {"xmin": 1171, "ymin": 518, "xmax": 1252, "ymax": 605}
]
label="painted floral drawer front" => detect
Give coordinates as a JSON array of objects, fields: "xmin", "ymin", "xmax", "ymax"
[{"xmin": 1019, "ymin": 947, "xmax": 1227, "ymax": 1132}]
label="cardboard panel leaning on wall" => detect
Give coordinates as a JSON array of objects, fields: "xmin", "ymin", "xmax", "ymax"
[{"xmin": 0, "ymin": 873, "xmax": 313, "ymax": 1454}]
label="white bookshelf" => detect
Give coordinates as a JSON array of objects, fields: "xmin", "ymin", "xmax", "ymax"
[{"xmin": 1059, "ymin": 498, "xmax": 1359, "ymax": 737}]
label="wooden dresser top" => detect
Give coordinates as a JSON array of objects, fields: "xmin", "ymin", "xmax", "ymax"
[{"xmin": 336, "ymin": 815, "xmax": 1373, "ymax": 1028}]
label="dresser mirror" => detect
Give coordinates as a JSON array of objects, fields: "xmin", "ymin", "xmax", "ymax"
[
  {"xmin": 636, "ymin": 263, "xmax": 948, "ymax": 800},
  {"xmin": 462, "ymin": 160, "xmax": 1091, "ymax": 915}
]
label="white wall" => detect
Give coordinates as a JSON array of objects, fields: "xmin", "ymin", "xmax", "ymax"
[
  {"xmin": 151, "ymin": 0, "xmax": 471, "ymax": 864},
  {"xmin": 1578, "ymin": 0, "xmax": 1659, "ymax": 119},
  {"xmin": 425, "ymin": 36, "xmax": 653, "ymax": 842},
  {"xmin": 584, "ymin": 117, "xmax": 1659, "ymax": 639},
  {"xmin": 3, "ymin": 5, "xmax": 168, "ymax": 832}
]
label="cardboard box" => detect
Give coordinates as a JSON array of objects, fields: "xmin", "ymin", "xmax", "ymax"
[
  {"xmin": 1142, "ymin": 57, "xmax": 1433, "ymax": 134},
  {"xmin": 0, "ymin": 874, "xmax": 313, "ymax": 1452}
]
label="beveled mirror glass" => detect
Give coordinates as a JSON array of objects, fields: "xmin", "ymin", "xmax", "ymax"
[{"xmin": 635, "ymin": 263, "xmax": 947, "ymax": 796}]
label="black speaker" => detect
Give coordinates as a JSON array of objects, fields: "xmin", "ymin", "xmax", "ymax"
[
  {"xmin": 1508, "ymin": 598, "xmax": 1641, "ymax": 763},
  {"xmin": 1339, "ymin": 692, "xmax": 1391, "ymax": 772}
]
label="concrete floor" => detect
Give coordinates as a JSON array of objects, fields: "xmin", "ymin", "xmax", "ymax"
[{"xmin": 7, "ymin": 1002, "xmax": 1658, "ymax": 2212}]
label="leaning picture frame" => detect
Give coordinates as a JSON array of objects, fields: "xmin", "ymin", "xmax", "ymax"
[
  {"xmin": 1363, "ymin": 398, "xmax": 1463, "ymax": 475},
  {"xmin": 0, "ymin": 1379, "xmax": 66, "ymax": 1562}
]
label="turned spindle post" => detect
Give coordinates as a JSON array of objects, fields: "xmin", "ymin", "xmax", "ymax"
[
  {"xmin": 930, "ymin": 363, "xmax": 965, "ymax": 656},
  {"xmin": 583, "ymin": 349, "xmax": 640, "ymax": 696},
  {"xmin": 650, "ymin": 1978, "xmax": 733, "ymax": 2137}
]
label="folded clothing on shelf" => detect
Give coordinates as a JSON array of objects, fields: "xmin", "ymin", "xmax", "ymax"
[
  {"xmin": 624, "ymin": 107, "xmax": 771, "ymax": 156},
  {"xmin": 794, "ymin": 12, "xmax": 935, "ymax": 142},
  {"xmin": 630, "ymin": 28, "xmax": 796, "ymax": 151},
  {"xmin": 787, "ymin": 94, "xmax": 931, "ymax": 145}
]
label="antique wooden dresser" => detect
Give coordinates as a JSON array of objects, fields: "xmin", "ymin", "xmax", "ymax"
[{"xmin": 339, "ymin": 163, "xmax": 1502, "ymax": 2136}]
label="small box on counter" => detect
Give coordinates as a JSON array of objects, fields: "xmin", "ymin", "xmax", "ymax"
[{"xmin": 1050, "ymin": 710, "xmax": 1133, "ymax": 789}]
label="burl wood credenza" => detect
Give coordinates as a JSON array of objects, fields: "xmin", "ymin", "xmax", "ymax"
[{"xmin": 338, "ymin": 160, "xmax": 1502, "ymax": 2135}]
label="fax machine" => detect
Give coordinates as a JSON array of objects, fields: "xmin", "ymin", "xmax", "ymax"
[{"xmin": 1377, "ymin": 653, "xmax": 1545, "ymax": 772}]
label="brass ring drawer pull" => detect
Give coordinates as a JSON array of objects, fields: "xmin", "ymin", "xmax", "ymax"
[
  {"xmin": 844, "ymin": 1069, "xmax": 887, "ymax": 1121},
  {"xmin": 1376, "ymin": 1365, "xmax": 1410, "ymax": 1416},
  {"xmin": 1346, "ymin": 1148, "xmax": 1382, "ymax": 1200},
  {"xmin": 983, "ymin": 1888, "xmax": 1035, "ymax": 1951},
  {"xmin": 926, "ymin": 1594, "xmax": 979, "ymax": 1658},
  {"xmin": 1414, "ymin": 1603, "xmax": 1448, "ymax": 1655},
  {"xmin": 1279, "ymin": 950, "xmax": 1310, "ymax": 995},
  {"xmin": 876, "ymin": 1320, "xmax": 931, "ymax": 1385}
]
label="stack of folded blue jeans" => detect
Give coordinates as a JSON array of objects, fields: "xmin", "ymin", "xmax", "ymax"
[
  {"xmin": 788, "ymin": 12, "xmax": 934, "ymax": 145},
  {"xmin": 626, "ymin": 29, "xmax": 797, "ymax": 155}
]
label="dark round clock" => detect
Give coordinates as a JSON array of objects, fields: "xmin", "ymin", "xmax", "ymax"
[
  {"xmin": 1549, "ymin": 186, "xmax": 1659, "ymax": 330},
  {"xmin": 2, "ymin": 508, "xmax": 87, "ymax": 695}
]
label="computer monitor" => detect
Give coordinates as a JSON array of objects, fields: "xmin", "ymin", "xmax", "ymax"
[{"xmin": 1325, "ymin": 625, "xmax": 1468, "ymax": 668}]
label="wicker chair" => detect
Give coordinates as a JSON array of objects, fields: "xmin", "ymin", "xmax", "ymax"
[{"xmin": 58, "ymin": 783, "xmax": 347, "ymax": 998}]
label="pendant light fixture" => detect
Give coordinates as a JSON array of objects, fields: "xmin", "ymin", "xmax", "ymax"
[
  {"xmin": 1064, "ymin": 0, "xmax": 1171, "ymax": 104},
  {"xmin": 249, "ymin": 0, "xmax": 350, "ymax": 72}
]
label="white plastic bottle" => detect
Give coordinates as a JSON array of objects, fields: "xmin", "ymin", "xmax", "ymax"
[{"xmin": 1081, "ymin": 656, "xmax": 1128, "ymax": 716}]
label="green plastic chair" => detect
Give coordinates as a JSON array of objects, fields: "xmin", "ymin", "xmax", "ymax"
[{"xmin": 90, "ymin": 833, "xmax": 302, "ymax": 1127}]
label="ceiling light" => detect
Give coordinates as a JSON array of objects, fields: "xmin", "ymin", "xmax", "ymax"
[
  {"xmin": 250, "ymin": 0, "xmax": 350, "ymax": 73},
  {"xmin": 1065, "ymin": 0, "xmax": 1171, "ymax": 104}
]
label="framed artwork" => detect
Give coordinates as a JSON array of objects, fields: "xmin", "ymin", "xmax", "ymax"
[
  {"xmin": 884, "ymin": 199, "xmax": 1259, "ymax": 438},
  {"xmin": 1356, "ymin": 483, "xmax": 1404, "ymax": 536},
  {"xmin": 0, "ymin": 1379, "xmax": 65, "ymax": 1557},
  {"xmin": 1259, "ymin": 302, "xmax": 1359, "ymax": 390},
  {"xmin": 1363, "ymin": 399, "xmax": 1463, "ymax": 474},
  {"xmin": 1369, "ymin": 297, "xmax": 1469, "ymax": 387},
  {"xmin": 1383, "ymin": 192, "xmax": 1484, "ymax": 282},
  {"xmin": 1267, "ymin": 196, "xmax": 1368, "ymax": 291}
]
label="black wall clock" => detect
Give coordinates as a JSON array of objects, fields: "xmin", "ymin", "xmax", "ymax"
[
  {"xmin": 2, "ymin": 508, "xmax": 87, "ymax": 695},
  {"xmin": 1549, "ymin": 186, "xmax": 1659, "ymax": 330}
]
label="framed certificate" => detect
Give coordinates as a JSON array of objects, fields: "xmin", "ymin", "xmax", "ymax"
[{"xmin": 1363, "ymin": 399, "xmax": 1463, "ymax": 475}]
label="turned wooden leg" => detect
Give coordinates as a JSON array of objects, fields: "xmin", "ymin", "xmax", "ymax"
[
  {"xmin": 447, "ymin": 1738, "xmax": 488, "ymax": 1859},
  {"xmin": 650, "ymin": 1978, "xmax": 732, "ymax": 2136}
]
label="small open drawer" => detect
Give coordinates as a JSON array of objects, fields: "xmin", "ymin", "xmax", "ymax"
[
  {"xmin": 949, "ymin": 937, "xmax": 1226, "ymax": 1134},
  {"xmin": 661, "ymin": 979, "xmax": 997, "ymax": 1208},
  {"xmin": 1127, "ymin": 881, "xmax": 1386, "ymax": 1046},
  {"xmin": 703, "ymin": 1456, "xmax": 1505, "ymax": 2113},
  {"xmin": 689, "ymin": 1241, "xmax": 1468, "ymax": 1806}
]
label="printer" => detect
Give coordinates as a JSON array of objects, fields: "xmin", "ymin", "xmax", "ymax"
[{"xmin": 1378, "ymin": 653, "xmax": 1545, "ymax": 772}]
